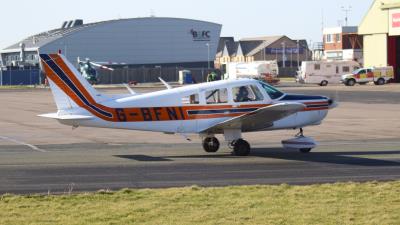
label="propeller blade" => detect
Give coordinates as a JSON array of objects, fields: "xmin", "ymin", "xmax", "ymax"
[{"xmin": 90, "ymin": 62, "xmax": 114, "ymax": 71}]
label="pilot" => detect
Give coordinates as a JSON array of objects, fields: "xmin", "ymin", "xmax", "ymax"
[{"xmin": 236, "ymin": 86, "xmax": 251, "ymax": 102}]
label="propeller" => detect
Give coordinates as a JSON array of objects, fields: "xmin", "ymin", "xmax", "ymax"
[{"xmin": 77, "ymin": 57, "xmax": 114, "ymax": 71}]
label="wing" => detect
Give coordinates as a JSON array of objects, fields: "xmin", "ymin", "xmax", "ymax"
[{"xmin": 200, "ymin": 102, "xmax": 305, "ymax": 133}]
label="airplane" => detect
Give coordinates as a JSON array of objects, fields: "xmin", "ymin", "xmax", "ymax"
[{"xmin": 38, "ymin": 53, "xmax": 337, "ymax": 156}]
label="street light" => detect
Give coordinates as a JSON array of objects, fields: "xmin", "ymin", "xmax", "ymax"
[
  {"xmin": 297, "ymin": 40, "xmax": 300, "ymax": 69},
  {"xmin": 281, "ymin": 42, "xmax": 286, "ymax": 68},
  {"xmin": 206, "ymin": 43, "xmax": 210, "ymax": 70}
]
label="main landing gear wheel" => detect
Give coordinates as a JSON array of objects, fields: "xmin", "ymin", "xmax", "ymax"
[
  {"xmin": 232, "ymin": 139, "xmax": 251, "ymax": 156},
  {"xmin": 202, "ymin": 137, "xmax": 220, "ymax": 153}
]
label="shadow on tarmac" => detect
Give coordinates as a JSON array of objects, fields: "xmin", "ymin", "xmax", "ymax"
[{"xmin": 115, "ymin": 148, "xmax": 400, "ymax": 167}]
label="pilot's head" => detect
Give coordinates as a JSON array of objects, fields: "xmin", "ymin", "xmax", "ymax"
[{"xmin": 239, "ymin": 86, "xmax": 248, "ymax": 95}]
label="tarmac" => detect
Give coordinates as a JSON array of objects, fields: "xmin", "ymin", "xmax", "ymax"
[{"xmin": 0, "ymin": 83, "xmax": 399, "ymax": 194}]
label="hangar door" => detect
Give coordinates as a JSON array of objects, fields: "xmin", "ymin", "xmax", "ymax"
[{"xmin": 388, "ymin": 36, "xmax": 400, "ymax": 82}]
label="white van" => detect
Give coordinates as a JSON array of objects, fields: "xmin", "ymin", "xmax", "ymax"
[
  {"xmin": 225, "ymin": 61, "xmax": 279, "ymax": 81},
  {"xmin": 296, "ymin": 60, "xmax": 360, "ymax": 86}
]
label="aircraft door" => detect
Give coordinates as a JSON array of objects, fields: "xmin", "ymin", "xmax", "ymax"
[{"xmin": 178, "ymin": 91, "xmax": 200, "ymax": 133}]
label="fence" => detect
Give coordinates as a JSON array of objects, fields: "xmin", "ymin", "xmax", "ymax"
[
  {"xmin": 97, "ymin": 67, "xmax": 215, "ymax": 84},
  {"xmin": 0, "ymin": 68, "xmax": 41, "ymax": 85}
]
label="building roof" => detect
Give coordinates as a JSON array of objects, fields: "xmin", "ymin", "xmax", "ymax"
[
  {"xmin": 2, "ymin": 17, "xmax": 222, "ymax": 52},
  {"xmin": 240, "ymin": 36, "xmax": 284, "ymax": 56},
  {"xmin": 2, "ymin": 21, "xmax": 104, "ymax": 52},
  {"xmin": 216, "ymin": 36, "xmax": 288, "ymax": 58}
]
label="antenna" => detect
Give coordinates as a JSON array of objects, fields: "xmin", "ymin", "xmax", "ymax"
[{"xmin": 341, "ymin": 5, "xmax": 352, "ymax": 26}]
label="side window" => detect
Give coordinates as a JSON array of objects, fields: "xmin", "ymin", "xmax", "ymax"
[
  {"xmin": 182, "ymin": 94, "xmax": 199, "ymax": 105},
  {"xmin": 358, "ymin": 70, "xmax": 365, "ymax": 74},
  {"xmin": 233, "ymin": 85, "xmax": 263, "ymax": 102},
  {"xmin": 314, "ymin": 64, "xmax": 320, "ymax": 70},
  {"xmin": 205, "ymin": 88, "xmax": 228, "ymax": 104},
  {"xmin": 342, "ymin": 66, "xmax": 350, "ymax": 73}
]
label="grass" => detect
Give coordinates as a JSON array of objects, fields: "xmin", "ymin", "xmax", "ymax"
[
  {"xmin": 0, "ymin": 85, "xmax": 43, "ymax": 89},
  {"xmin": 1, "ymin": 181, "xmax": 400, "ymax": 225}
]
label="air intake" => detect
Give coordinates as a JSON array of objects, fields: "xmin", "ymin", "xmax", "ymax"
[
  {"xmin": 61, "ymin": 21, "xmax": 68, "ymax": 29},
  {"xmin": 71, "ymin": 19, "xmax": 83, "ymax": 27}
]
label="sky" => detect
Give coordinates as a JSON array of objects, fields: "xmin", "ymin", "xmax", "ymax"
[{"xmin": 0, "ymin": 0, "xmax": 373, "ymax": 49}]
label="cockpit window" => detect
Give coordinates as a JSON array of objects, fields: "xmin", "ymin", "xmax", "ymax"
[
  {"xmin": 259, "ymin": 81, "xmax": 284, "ymax": 99},
  {"xmin": 232, "ymin": 85, "xmax": 264, "ymax": 102}
]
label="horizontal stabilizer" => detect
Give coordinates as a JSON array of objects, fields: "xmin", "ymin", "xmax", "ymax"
[{"xmin": 38, "ymin": 113, "xmax": 94, "ymax": 120}]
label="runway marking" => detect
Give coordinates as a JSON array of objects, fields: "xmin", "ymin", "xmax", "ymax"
[{"xmin": 0, "ymin": 136, "xmax": 46, "ymax": 152}]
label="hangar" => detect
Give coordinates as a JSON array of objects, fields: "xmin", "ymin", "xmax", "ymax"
[
  {"xmin": 359, "ymin": 0, "xmax": 400, "ymax": 82},
  {"xmin": 0, "ymin": 17, "xmax": 222, "ymax": 69}
]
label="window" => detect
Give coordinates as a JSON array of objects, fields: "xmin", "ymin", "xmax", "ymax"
[
  {"xmin": 336, "ymin": 66, "xmax": 339, "ymax": 74},
  {"xmin": 326, "ymin": 34, "xmax": 332, "ymax": 43},
  {"xmin": 314, "ymin": 64, "xmax": 321, "ymax": 70},
  {"xmin": 336, "ymin": 34, "xmax": 341, "ymax": 42},
  {"xmin": 233, "ymin": 85, "xmax": 264, "ymax": 102},
  {"xmin": 205, "ymin": 88, "xmax": 228, "ymax": 104},
  {"xmin": 259, "ymin": 81, "xmax": 284, "ymax": 100},
  {"xmin": 182, "ymin": 94, "xmax": 199, "ymax": 104},
  {"xmin": 342, "ymin": 66, "xmax": 350, "ymax": 73}
]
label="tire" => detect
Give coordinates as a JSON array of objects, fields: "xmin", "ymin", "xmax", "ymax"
[
  {"xmin": 232, "ymin": 139, "xmax": 250, "ymax": 156},
  {"xmin": 299, "ymin": 148, "xmax": 312, "ymax": 153},
  {"xmin": 346, "ymin": 79, "xmax": 356, "ymax": 86},
  {"xmin": 320, "ymin": 80, "xmax": 328, "ymax": 86},
  {"xmin": 377, "ymin": 78, "xmax": 385, "ymax": 85},
  {"xmin": 202, "ymin": 137, "xmax": 220, "ymax": 153}
]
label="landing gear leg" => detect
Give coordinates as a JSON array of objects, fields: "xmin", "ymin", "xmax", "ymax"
[{"xmin": 296, "ymin": 128, "xmax": 304, "ymax": 137}]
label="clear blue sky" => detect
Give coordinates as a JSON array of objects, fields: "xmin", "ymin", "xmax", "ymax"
[{"xmin": 0, "ymin": 0, "xmax": 372, "ymax": 49}]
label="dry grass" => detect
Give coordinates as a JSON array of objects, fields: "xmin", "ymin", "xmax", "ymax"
[{"xmin": 1, "ymin": 181, "xmax": 400, "ymax": 225}]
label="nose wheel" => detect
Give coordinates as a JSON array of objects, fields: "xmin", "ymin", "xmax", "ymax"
[
  {"xmin": 202, "ymin": 137, "xmax": 220, "ymax": 153},
  {"xmin": 282, "ymin": 128, "xmax": 317, "ymax": 153}
]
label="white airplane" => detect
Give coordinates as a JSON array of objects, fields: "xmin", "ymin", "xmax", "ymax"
[{"xmin": 39, "ymin": 53, "xmax": 336, "ymax": 156}]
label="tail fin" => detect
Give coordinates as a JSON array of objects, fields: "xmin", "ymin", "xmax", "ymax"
[{"xmin": 39, "ymin": 53, "xmax": 108, "ymax": 110}]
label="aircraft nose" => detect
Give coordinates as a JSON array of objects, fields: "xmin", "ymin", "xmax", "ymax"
[{"xmin": 327, "ymin": 97, "xmax": 338, "ymax": 108}]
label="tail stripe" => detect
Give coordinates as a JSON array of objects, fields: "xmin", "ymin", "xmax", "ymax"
[{"xmin": 41, "ymin": 54, "xmax": 113, "ymax": 118}]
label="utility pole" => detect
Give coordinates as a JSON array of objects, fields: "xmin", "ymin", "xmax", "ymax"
[
  {"xmin": 341, "ymin": 6, "xmax": 352, "ymax": 26},
  {"xmin": 206, "ymin": 43, "xmax": 210, "ymax": 70},
  {"xmin": 297, "ymin": 40, "xmax": 300, "ymax": 68},
  {"xmin": 281, "ymin": 42, "xmax": 286, "ymax": 68}
]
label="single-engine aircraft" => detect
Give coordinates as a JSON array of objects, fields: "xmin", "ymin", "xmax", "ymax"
[{"xmin": 39, "ymin": 53, "xmax": 337, "ymax": 156}]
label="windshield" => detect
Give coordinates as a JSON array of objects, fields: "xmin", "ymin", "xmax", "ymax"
[
  {"xmin": 258, "ymin": 81, "xmax": 284, "ymax": 99},
  {"xmin": 352, "ymin": 69, "xmax": 362, "ymax": 75}
]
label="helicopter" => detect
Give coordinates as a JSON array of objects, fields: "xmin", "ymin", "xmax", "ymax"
[{"xmin": 77, "ymin": 57, "xmax": 114, "ymax": 84}]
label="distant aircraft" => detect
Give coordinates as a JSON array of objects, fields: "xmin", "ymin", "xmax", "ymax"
[{"xmin": 39, "ymin": 53, "xmax": 336, "ymax": 156}]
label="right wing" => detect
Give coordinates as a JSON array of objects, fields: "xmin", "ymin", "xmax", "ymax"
[{"xmin": 200, "ymin": 102, "xmax": 305, "ymax": 133}]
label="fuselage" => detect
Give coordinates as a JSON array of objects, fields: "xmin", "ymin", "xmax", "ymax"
[{"xmin": 61, "ymin": 79, "xmax": 332, "ymax": 134}]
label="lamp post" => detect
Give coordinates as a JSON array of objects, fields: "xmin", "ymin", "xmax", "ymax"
[
  {"xmin": 297, "ymin": 40, "xmax": 300, "ymax": 68},
  {"xmin": 281, "ymin": 42, "xmax": 286, "ymax": 68},
  {"xmin": 206, "ymin": 43, "xmax": 210, "ymax": 70}
]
